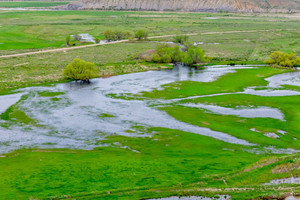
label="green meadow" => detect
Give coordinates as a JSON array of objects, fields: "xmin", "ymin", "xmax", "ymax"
[{"xmin": 0, "ymin": 10, "xmax": 299, "ymax": 200}]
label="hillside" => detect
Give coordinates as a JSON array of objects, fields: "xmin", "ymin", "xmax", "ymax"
[{"xmin": 61, "ymin": 0, "xmax": 300, "ymax": 12}]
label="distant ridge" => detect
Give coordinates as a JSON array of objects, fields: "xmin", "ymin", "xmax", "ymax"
[{"xmin": 60, "ymin": 0, "xmax": 300, "ymax": 13}]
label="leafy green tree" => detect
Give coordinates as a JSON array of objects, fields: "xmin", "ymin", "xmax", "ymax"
[
  {"xmin": 152, "ymin": 45, "xmax": 183, "ymax": 64},
  {"xmin": 171, "ymin": 46, "xmax": 184, "ymax": 63},
  {"xmin": 114, "ymin": 31, "xmax": 125, "ymax": 40},
  {"xmin": 150, "ymin": 45, "xmax": 208, "ymax": 66},
  {"xmin": 152, "ymin": 45, "xmax": 172, "ymax": 63},
  {"xmin": 265, "ymin": 51, "xmax": 300, "ymax": 68},
  {"xmin": 63, "ymin": 58, "xmax": 98, "ymax": 82},
  {"xmin": 103, "ymin": 30, "xmax": 116, "ymax": 41},
  {"xmin": 103, "ymin": 30, "xmax": 133, "ymax": 41},
  {"xmin": 135, "ymin": 30, "xmax": 148, "ymax": 40},
  {"xmin": 183, "ymin": 46, "xmax": 206, "ymax": 66}
]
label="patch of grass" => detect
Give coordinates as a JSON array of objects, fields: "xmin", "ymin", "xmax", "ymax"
[
  {"xmin": 0, "ymin": 104, "xmax": 37, "ymax": 125},
  {"xmin": 38, "ymin": 91, "xmax": 65, "ymax": 97},
  {"xmin": 99, "ymin": 113, "xmax": 115, "ymax": 118},
  {"xmin": 0, "ymin": 128, "xmax": 264, "ymax": 199},
  {"xmin": 139, "ymin": 67, "xmax": 290, "ymax": 99}
]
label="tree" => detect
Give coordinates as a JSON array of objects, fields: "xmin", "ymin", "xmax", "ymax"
[
  {"xmin": 63, "ymin": 58, "xmax": 98, "ymax": 82},
  {"xmin": 171, "ymin": 46, "xmax": 184, "ymax": 63},
  {"xmin": 103, "ymin": 30, "xmax": 116, "ymax": 41},
  {"xmin": 135, "ymin": 30, "xmax": 148, "ymax": 40},
  {"xmin": 182, "ymin": 46, "xmax": 207, "ymax": 66},
  {"xmin": 265, "ymin": 51, "xmax": 300, "ymax": 68},
  {"xmin": 114, "ymin": 31, "xmax": 125, "ymax": 40},
  {"xmin": 103, "ymin": 30, "xmax": 133, "ymax": 41}
]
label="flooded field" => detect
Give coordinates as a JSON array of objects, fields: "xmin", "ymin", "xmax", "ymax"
[
  {"xmin": 0, "ymin": 65, "xmax": 299, "ymax": 154},
  {"xmin": 0, "ymin": 65, "xmax": 299, "ymax": 200}
]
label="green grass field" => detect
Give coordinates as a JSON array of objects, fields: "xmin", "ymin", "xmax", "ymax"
[
  {"xmin": 0, "ymin": 10, "xmax": 299, "ymax": 200},
  {"xmin": 0, "ymin": 10, "xmax": 300, "ymax": 60}
]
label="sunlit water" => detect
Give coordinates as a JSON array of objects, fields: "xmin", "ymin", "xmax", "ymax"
[{"xmin": 0, "ymin": 65, "xmax": 299, "ymax": 154}]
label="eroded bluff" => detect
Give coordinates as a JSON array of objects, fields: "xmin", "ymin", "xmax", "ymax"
[{"xmin": 61, "ymin": 0, "xmax": 300, "ymax": 12}]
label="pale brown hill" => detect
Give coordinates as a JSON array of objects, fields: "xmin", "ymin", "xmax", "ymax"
[{"xmin": 61, "ymin": 0, "xmax": 300, "ymax": 12}]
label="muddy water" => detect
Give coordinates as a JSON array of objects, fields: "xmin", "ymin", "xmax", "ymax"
[{"xmin": 0, "ymin": 65, "xmax": 299, "ymax": 154}]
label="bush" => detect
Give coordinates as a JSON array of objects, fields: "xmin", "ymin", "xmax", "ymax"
[
  {"xmin": 63, "ymin": 58, "xmax": 98, "ymax": 82},
  {"xmin": 171, "ymin": 46, "xmax": 184, "ymax": 63},
  {"xmin": 95, "ymin": 38, "xmax": 100, "ymax": 44},
  {"xmin": 265, "ymin": 51, "xmax": 300, "ymax": 68},
  {"xmin": 135, "ymin": 30, "xmax": 148, "ymax": 40},
  {"xmin": 151, "ymin": 45, "xmax": 173, "ymax": 63},
  {"xmin": 173, "ymin": 35, "xmax": 189, "ymax": 45},
  {"xmin": 65, "ymin": 35, "xmax": 71, "ymax": 46},
  {"xmin": 103, "ymin": 30, "xmax": 133, "ymax": 41},
  {"xmin": 103, "ymin": 30, "xmax": 116, "ymax": 41},
  {"xmin": 183, "ymin": 46, "xmax": 207, "ymax": 66},
  {"xmin": 150, "ymin": 45, "xmax": 208, "ymax": 66},
  {"xmin": 182, "ymin": 40, "xmax": 193, "ymax": 52}
]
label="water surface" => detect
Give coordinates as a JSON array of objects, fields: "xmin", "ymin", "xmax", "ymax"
[{"xmin": 0, "ymin": 65, "xmax": 299, "ymax": 154}]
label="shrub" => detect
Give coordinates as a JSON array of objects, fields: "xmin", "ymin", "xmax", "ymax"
[
  {"xmin": 265, "ymin": 51, "xmax": 300, "ymax": 68},
  {"xmin": 103, "ymin": 30, "xmax": 116, "ymax": 41},
  {"xmin": 151, "ymin": 45, "xmax": 172, "ymax": 63},
  {"xmin": 114, "ymin": 31, "xmax": 124, "ymax": 40},
  {"xmin": 103, "ymin": 30, "xmax": 133, "ymax": 41},
  {"xmin": 183, "ymin": 46, "xmax": 207, "ymax": 66},
  {"xmin": 173, "ymin": 35, "xmax": 189, "ymax": 45},
  {"xmin": 95, "ymin": 38, "xmax": 100, "ymax": 44},
  {"xmin": 171, "ymin": 46, "xmax": 184, "ymax": 63},
  {"xmin": 65, "ymin": 35, "xmax": 71, "ymax": 46},
  {"xmin": 182, "ymin": 40, "xmax": 193, "ymax": 52},
  {"xmin": 135, "ymin": 30, "xmax": 148, "ymax": 40},
  {"xmin": 63, "ymin": 58, "xmax": 98, "ymax": 82},
  {"xmin": 149, "ymin": 44, "xmax": 209, "ymax": 66}
]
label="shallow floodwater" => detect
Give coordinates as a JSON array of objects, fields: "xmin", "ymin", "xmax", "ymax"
[
  {"xmin": 0, "ymin": 65, "xmax": 299, "ymax": 154},
  {"xmin": 266, "ymin": 177, "xmax": 300, "ymax": 185},
  {"xmin": 182, "ymin": 103, "xmax": 285, "ymax": 121}
]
